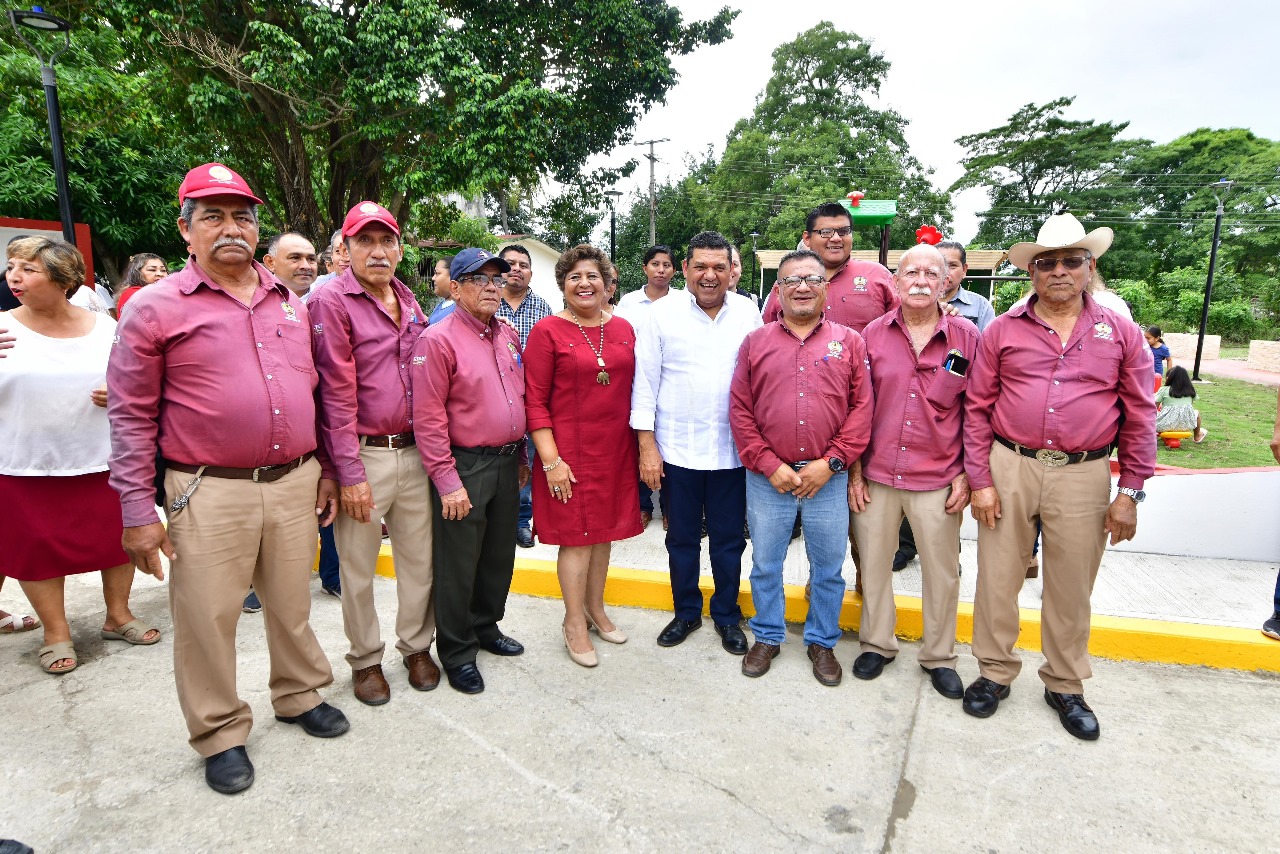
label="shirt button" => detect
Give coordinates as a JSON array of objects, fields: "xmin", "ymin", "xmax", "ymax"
[
  {"xmin": 1047, "ymin": 440, "xmax": 1053, "ymax": 445},
  {"xmin": 799, "ymin": 420, "xmax": 805, "ymax": 425},
  {"xmin": 1054, "ymin": 380, "xmax": 1060, "ymax": 385},
  {"xmin": 800, "ymin": 447, "xmax": 805, "ymax": 452},
  {"xmin": 905, "ymin": 421, "xmax": 911, "ymax": 426},
  {"xmin": 266, "ymin": 374, "xmax": 273, "ymax": 380},
  {"xmin": 273, "ymin": 444, "xmax": 280, "ymax": 449},
  {"xmin": 910, "ymin": 393, "xmax": 916, "ymax": 398},
  {"xmin": 799, "ymin": 367, "xmax": 804, "ymax": 371},
  {"xmin": 256, "ymin": 342, "xmax": 263, "ymax": 348},
  {"xmin": 1048, "ymin": 408, "xmax": 1055, "ymax": 413},
  {"xmin": 897, "ymin": 475, "xmax": 902, "ymax": 480},
  {"xmin": 273, "ymin": 409, "xmax": 280, "ymax": 415},
  {"xmin": 901, "ymin": 447, "xmax": 906, "ymax": 451},
  {"xmin": 799, "ymin": 392, "xmax": 804, "ymax": 397}
]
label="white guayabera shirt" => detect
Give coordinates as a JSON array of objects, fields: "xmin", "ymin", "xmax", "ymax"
[{"xmin": 630, "ymin": 287, "xmax": 762, "ymax": 471}]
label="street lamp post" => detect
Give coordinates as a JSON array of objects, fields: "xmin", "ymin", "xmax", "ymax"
[
  {"xmin": 604, "ymin": 190, "xmax": 622, "ymax": 260},
  {"xmin": 749, "ymin": 231, "xmax": 760, "ymax": 299},
  {"xmin": 9, "ymin": 7, "xmax": 76, "ymax": 244},
  {"xmin": 1192, "ymin": 179, "xmax": 1234, "ymax": 382}
]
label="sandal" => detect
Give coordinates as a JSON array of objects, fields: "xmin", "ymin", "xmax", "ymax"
[
  {"xmin": 0, "ymin": 613, "xmax": 41, "ymax": 633},
  {"xmin": 38, "ymin": 641, "xmax": 78, "ymax": 675},
  {"xmin": 100, "ymin": 619, "xmax": 161, "ymax": 646}
]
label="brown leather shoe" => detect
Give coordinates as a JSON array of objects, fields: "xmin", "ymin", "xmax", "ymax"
[
  {"xmin": 641, "ymin": 511, "xmax": 653, "ymax": 528},
  {"xmin": 741, "ymin": 641, "xmax": 780, "ymax": 677},
  {"xmin": 807, "ymin": 644, "xmax": 842, "ymax": 686},
  {"xmin": 352, "ymin": 664, "xmax": 390, "ymax": 706},
  {"xmin": 1026, "ymin": 556, "xmax": 1039, "ymax": 579},
  {"xmin": 404, "ymin": 650, "xmax": 440, "ymax": 691}
]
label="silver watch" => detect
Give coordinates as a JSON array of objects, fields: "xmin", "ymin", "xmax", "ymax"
[{"xmin": 1116, "ymin": 487, "xmax": 1145, "ymax": 503}]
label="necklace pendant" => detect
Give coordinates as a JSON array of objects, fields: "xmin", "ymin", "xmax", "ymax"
[{"xmin": 596, "ymin": 370, "xmax": 610, "ymax": 385}]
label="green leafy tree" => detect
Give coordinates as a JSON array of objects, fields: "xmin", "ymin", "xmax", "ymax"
[
  {"xmin": 705, "ymin": 23, "xmax": 952, "ymax": 253},
  {"xmin": 952, "ymin": 97, "xmax": 1151, "ymax": 258},
  {"xmin": 0, "ymin": 26, "xmax": 203, "ymax": 280},
  {"xmin": 68, "ymin": 0, "xmax": 735, "ymax": 241}
]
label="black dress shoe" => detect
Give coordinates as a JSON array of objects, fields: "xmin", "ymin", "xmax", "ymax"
[
  {"xmin": 205, "ymin": 746, "xmax": 254, "ymax": 795},
  {"xmin": 891, "ymin": 551, "xmax": 913, "ymax": 572},
  {"xmin": 275, "ymin": 701, "xmax": 350, "ymax": 738},
  {"xmin": 479, "ymin": 634, "xmax": 525, "ymax": 656},
  {"xmin": 516, "ymin": 527, "xmax": 535, "ymax": 548},
  {"xmin": 656, "ymin": 617, "xmax": 701, "ymax": 647},
  {"xmin": 714, "ymin": 622, "xmax": 748, "ymax": 655},
  {"xmin": 920, "ymin": 665, "xmax": 963, "ymax": 699},
  {"xmin": 1044, "ymin": 689, "xmax": 1101, "ymax": 740},
  {"xmin": 852, "ymin": 651, "xmax": 894, "ymax": 680},
  {"xmin": 445, "ymin": 662, "xmax": 485, "ymax": 694},
  {"xmin": 962, "ymin": 676, "xmax": 1011, "ymax": 718}
]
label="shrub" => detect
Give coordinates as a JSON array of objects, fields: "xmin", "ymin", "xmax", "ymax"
[
  {"xmin": 993, "ymin": 281, "xmax": 1029, "ymax": 314},
  {"xmin": 1110, "ymin": 279, "xmax": 1153, "ymax": 323},
  {"xmin": 1207, "ymin": 300, "xmax": 1261, "ymax": 343}
]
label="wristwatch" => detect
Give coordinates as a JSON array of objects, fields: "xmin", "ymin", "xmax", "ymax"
[
  {"xmin": 1116, "ymin": 487, "xmax": 1145, "ymax": 503},
  {"xmin": 827, "ymin": 456, "xmax": 846, "ymax": 473}
]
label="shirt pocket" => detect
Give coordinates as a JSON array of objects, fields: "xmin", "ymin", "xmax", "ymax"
[
  {"xmin": 814, "ymin": 356, "xmax": 852, "ymax": 401},
  {"xmin": 1079, "ymin": 343, "xmax": 1121, "ymax": 386},
  {"xmin": 277, "ymin": 324, "xmax": 314, "ymax": 372},
  {"xmin": 924, "ymin": 368, "xmax": 967, "ymax": 411}
]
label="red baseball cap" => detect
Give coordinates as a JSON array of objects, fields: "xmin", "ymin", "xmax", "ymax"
[
  {"xmin": 341, "ymin": 201, "xmax": 400, "ymax": 238},
  {"xmin": 178, "ymin": 162, "xmax": 264, "ymax": 205}
]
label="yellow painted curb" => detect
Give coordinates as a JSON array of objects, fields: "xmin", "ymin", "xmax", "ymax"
[{"xmin": 320, "ymin": 548, "xmax": 1279, "ymax": 673}]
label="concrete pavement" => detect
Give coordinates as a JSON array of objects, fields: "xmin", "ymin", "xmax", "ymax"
[{"xmin": 2, "ymin": 571, "xmax": 1278, "ymax": 853}]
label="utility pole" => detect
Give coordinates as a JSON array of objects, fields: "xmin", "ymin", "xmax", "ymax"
[
  {"xmin": 637, "ymin": 139, "xmax": 669, "ymax": 246},
  {"xmin": 1193, "ymin": 179, "xmax": 1234, "ymax": 381}
]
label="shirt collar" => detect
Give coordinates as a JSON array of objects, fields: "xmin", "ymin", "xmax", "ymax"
[
  {"xmin": 452, "ymin": 304, "xmax": 500, "ymax": 337},
  {"xmin": 175, "ymin": 257, "xmax": 288, "ymax": 298}
]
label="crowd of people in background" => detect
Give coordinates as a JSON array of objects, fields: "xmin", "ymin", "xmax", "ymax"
[{"xmin": 3, "ymin": 161, "xmax": 1280, "ymax": 798}]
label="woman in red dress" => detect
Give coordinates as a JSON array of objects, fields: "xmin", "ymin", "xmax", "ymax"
[{"xmin": 524, "ymin": 244, "xmax": 642, "ymax": 668}]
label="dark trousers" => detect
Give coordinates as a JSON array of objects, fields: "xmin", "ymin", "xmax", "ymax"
[
  {"xmin": 317, "ymin": 523, "xmax": 341, "ymax": 590},
  {"xmin": 663, "ymin": 463, "xmax": 746, "ymax": 625},
  {"xmin": 431, "ymin": 449, "xmax": 519, "ymax": 669},
  {"xmin": 897, "ymin": 517, "xmax": 917, "ymax": 559},
  {"xmin": 638, "ymin": 477, "xmax": 668, "ymax": 516}
]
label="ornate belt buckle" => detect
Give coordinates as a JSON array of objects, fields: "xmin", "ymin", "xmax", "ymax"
[{"xmin": 1035, "ymin": 448, "xmax": 1069, "ymax": 467}]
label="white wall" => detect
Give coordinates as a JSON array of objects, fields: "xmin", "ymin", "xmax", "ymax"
[
  {"xmin": 499, "ymin": 238, "xmax": 563, "ymax": 312},
  {"xmin": 960, "ymin": 468, "xmax": 1280, "ymax": 562}
]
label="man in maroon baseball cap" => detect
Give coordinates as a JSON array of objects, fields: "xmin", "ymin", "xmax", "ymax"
[
  {"xmin": 109, "ymin": 161, "xmax": 348, "ymax": 795},
  {"xmin": 310, "ymin": 201, "xmax": 440, "ymax": 705}
]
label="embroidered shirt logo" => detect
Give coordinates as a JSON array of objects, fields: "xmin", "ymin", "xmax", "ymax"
[
  {"xmin": 853, "ymin": 276, "xmax": 868, "ymax": 292},
  {"xmin": 1093, "ymin": 322, "xmax": 1113, "ymax": 340},
  {"xmin": 281, "ymin": 302, "xmax": 299, "ymax": 323},
  {"xmin": 312, "ymin": 323, "xmax": 324, "ymax": 335},
  {"xmin": 507, "ymin": 340, "xmax": 522, "ymax": 366},
  {"xmin": 411, "ymin": 355, "xmax": 426, "ymax": 365},
  {"xmin": 827, "ymin": 340, "xmax": 844, "ymax": 358}
]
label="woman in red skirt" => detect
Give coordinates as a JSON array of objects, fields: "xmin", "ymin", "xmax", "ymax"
[
  {"xmin": 524, "ymin": 244, "xmax": 643, "ymax": 668},
  {"xmin": 0, "ymin": 237, "xmax": 160, "ymax": 674}
]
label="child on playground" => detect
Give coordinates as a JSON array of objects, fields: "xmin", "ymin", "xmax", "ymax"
[
  {"xmin": 1154, "ymin": 365, "xmax": 1207, "ymax": 443},
  {"xmin": 1145, "ymin": 325, "xmax": 1172, "ymax": 392}
]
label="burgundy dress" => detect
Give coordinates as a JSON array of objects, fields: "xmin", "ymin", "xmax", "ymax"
[{"xmin": 524, "ymin": 315, "xmax": 643, "ymax": 546}]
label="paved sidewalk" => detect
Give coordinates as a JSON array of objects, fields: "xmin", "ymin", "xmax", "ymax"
[
  {"xmin": 1200, "ymin": 359, "xmax": 1280, "ymax": 387},
  {"xmin": 1, "ymin": 574, "xmax": 1278, "ymax": 853}
]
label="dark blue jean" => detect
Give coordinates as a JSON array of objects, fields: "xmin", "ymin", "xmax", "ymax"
[
  {"xmin": 317, "ymin": 523, "xmax": 340, "ymax": 590},
  {"xmin": 663, "ymin": 463, "xmax": 746, "ymax": 625}
]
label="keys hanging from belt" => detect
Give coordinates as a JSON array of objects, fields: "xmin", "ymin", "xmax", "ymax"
[{"xmin": 168, "ymin": 465, "xmax": 208, "ymax": 517}]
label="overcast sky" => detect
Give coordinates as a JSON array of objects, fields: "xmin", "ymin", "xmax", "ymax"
[{"xmin": 596, "ymin": 0, "xmax": 1280, "ymax": 245}]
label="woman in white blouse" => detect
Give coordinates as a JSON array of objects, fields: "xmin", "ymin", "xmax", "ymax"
[{"xmin": 0, "ymin": 237, "xmax": 160, "ymax": 674}]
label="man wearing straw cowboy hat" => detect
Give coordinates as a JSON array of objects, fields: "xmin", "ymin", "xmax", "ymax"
[{"xmin": 961, "ymin": 212, "xmax": 1155, "ymax": 740}]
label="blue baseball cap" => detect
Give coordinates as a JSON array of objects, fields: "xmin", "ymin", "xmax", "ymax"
[{"xmin": 450, "ymin": 248, "xmax": 510, "ymax": 281}]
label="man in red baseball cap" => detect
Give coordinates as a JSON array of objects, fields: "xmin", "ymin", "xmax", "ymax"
[
  {"xmin": 309, "ymin": 201, "xmax": 440, "ymax": 705},
  {"xmin": 109, "ymin": 162, "xmax": 349, "ymax": 795}
]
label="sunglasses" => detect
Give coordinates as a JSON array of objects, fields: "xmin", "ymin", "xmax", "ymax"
[{"xmin": 1029, "ymin": 255, "xmax": 1090, "ymax": 273}]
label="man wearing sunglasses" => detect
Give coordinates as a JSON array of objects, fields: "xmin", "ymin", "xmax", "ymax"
[
  {"xmin": 962, "ymin": 213, "xmax": 1155, "ymax": 740},
  {"xmin": 411, "ymin": 248, "xmax": 531, "ymax": 694}
]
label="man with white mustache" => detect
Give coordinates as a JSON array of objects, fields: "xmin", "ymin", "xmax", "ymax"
[
  {"xmin": 309, "ymin": 202, "xmax": 438, "ymax": 705},
  {"xmin": 848, "ymin": 243, "xmax": 979, "ymax": 697}
]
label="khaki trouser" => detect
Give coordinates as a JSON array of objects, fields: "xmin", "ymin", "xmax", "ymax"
[
  {"xmin": 333, "ymin": 443, "xmax": 435, "ymax": 670},
  {"xmin": 165, "ymin": 457, "xmax": 334, "ymax": 758},
  {"xmin": 852, "ymin": 480, "xmax": 961, "ymax": 667},
  {"xmin": 972, "ymin": 442, "xmax": 1110, "ymax": 693}
]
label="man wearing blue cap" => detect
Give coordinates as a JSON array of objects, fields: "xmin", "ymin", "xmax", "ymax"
[{"xmin": 411, "ymin": 248, "xmax": 530, "ymax": 694}]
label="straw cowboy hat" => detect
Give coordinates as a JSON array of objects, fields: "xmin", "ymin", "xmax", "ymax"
[{"xmin": 1007, "ymin": 213, "xmax": 1113, "ymax": 270}]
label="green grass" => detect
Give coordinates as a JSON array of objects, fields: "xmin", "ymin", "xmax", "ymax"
[
  {"xmin": 1155, "ymin": 375, "xmax": 1278, "ymax": 468},
  {"xmin": 1217, "ymin": 345, "xmax": 1249, "ymax": 360}
]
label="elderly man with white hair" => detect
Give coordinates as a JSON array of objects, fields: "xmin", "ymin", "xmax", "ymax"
[
  {"xmin": 962, "ymin": 213, "xmax": 1155, "ymax": 740},
  {"xmin": 849, "ymin": 243, "xmax": 979, "ymax": 697}
]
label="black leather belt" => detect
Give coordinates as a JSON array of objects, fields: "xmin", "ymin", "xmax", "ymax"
[
  {"xmin": 790, "ymin": 461, "xmax": 810, "ymax": 471},
  {"xmin": 363, "ymin": 432, "xmax": 415, "ymax": 448},
  {"xmin": 452, "ymin": 443, "xmax": 521, "ymax": 456},
  {"xmin": 994, "ymin": 435, "xmax": 1110, "ymax": 468},
  {"xmin": 166, "ymin": 453, "xmax": 314, "ymax": 483}
]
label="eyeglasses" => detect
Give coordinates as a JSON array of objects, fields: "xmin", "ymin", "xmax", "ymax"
[
  {"xmin": 1029, "ymin": 254, "xmax": 1090, "ymax": 273},
  {"xmin": 812, "ymin": 227, "xmax": 853, "ymax": 238},
  {"xmin": 779, "ymin": 274, "xmax": 827, "ymax": 288},
  {"xmin": 458, "ymin": 274, "xmax": 504, "ymax": 287},
  {"xmin": 898, "ymin": 268, "xmax": 942, "ymax": 282}
]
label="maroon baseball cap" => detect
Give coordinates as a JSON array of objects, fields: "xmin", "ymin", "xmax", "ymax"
[
  {"xmin": 178, "ymin": 162, "xmax": 264, "ymax": 205},
  {"xmin": 341, "ymin": 201, "xmax": 400, "ymax": 238}
]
